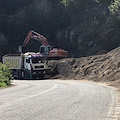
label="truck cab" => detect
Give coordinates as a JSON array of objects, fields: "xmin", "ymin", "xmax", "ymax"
[{"xmin": 23, "ymin": 52, "xmax": 47, "ymax": 79}]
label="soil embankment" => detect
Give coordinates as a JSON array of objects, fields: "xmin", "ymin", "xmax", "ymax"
[{"xmin": 47, "ymin": 46, "xmax": 120, "ymax": 90}]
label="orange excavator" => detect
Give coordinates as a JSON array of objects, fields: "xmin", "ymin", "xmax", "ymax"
[{"xmin": 19, "ymin": 30, "xmax": 68, "ymax": 58}]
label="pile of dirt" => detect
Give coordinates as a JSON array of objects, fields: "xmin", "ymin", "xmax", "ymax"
[{"xmin": 47, "ymin": 46, "xmax": 120, "ymax": 89}]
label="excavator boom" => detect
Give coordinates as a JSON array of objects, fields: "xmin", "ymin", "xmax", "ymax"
[{"xmin": 23, "ymin": 30, "xmax": 49, "ymax": 46}]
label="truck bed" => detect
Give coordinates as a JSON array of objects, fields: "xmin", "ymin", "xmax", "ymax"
[{"xmin": 2, "ymin": 54, "xmax": 23, "ymax": 69}]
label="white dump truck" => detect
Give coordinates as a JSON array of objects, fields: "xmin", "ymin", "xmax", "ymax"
[{"xmin": 2, "ymin": 52, "xmax": 48, "ymax": 79}]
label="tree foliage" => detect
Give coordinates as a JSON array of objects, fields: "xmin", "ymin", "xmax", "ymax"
[
  {"xmin": 109, "ymin": 0, "xmax": 120, "ymax": 19},
  {"xmin": 0, "ymin": 63, "xmax": 12, "ymax": 88}
]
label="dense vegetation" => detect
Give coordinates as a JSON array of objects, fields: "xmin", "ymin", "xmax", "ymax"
[
  {"xmin": 0, "ymin": 62, "xmax": 12, "ymax": 88},
  {"xmin": 0, "ymin": 0, "xmax": 120, "ymax": 57}
]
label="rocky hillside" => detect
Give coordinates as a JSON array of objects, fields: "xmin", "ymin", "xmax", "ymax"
[{"xmin": 0, "ymin": 0, "xmax": 120, "ymax": 58}]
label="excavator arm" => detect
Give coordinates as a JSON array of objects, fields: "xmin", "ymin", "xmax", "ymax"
[
  {"xmin": 19, "ymin": 30, "xmax": 51, "ymax": 55},
  {"xmin": 23, "ymin": 30, "xmax": 49, "ymax": 46}
]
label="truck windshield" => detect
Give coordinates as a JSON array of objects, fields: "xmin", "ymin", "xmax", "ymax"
[{"xmin": 32, "ymin": 57, "xmax": 45, "ymax": 63}]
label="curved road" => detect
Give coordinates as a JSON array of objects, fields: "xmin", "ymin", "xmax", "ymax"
[{"xmin": 0, "ymin": 80, "xmax": 119, "ymax": 120}]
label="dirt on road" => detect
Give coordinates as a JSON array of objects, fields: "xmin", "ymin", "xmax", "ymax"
[{"xmin": 47, "ymin": 46, "xmax": 120, "ymax": 91}]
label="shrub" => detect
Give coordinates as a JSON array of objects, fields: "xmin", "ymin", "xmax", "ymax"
[{"xmin": 0, "ymin": 62, "xmax": 12, "ymax": 88}]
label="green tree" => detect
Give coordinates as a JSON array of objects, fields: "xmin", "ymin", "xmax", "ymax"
[
  {"xmin": 109, "ymin": 0, "xmax": 120, "ymax": 19},
  {"xmin": 0, "ymin": 63, "xmax": 12, "ymax": 88}
]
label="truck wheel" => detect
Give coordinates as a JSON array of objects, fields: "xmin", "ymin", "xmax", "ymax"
[
  {"xmin": 39, "ymin": 74, "xmax": 44, "ymax": 80},
  {"xmin": 18, "ymin": 71, "xmax": 22, "ymax": 79},
  {"xmin": 32, "ymin": 74, "xmax": 36, "ymax": 79},
  {"xmin": 24, "ymin": 71, "xmax": 30, "ymax": 79}
]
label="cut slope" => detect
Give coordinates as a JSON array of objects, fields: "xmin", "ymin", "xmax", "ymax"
[{"xmin": 48, "ymin": 46, "xmax": 120, "ymax": 83}]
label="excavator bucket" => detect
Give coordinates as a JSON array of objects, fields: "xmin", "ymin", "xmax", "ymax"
[{"xmin": 18, "ymin": 45, "xmax": 23, "ymax": 54}]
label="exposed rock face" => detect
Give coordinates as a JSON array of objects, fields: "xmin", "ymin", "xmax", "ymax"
[
  {"xmin": 55, "ymin": 24, "xmax": 120, "ymax": 57},
  {"xmin": 0, "ymin": 0, "xmax": 120, "ymax": 58}
]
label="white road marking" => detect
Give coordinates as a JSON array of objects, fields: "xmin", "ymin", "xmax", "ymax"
[
  {"xmin": 0, "ymin": 84, "xmax": 58, "ymax": 108},
  {"xmin": 105, "ymin": 89, "xmax": 120, "ymax": 120}
]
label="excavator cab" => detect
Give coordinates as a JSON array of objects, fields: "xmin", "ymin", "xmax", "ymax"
[{"xmin": 39, "ymin": 45, "xmax": 51, "ymax": 56}]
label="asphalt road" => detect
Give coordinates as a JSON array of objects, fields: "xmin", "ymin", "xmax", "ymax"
[{"xmin": 0, "ymin": 80, "xmax": 119, "ymax": 120}]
